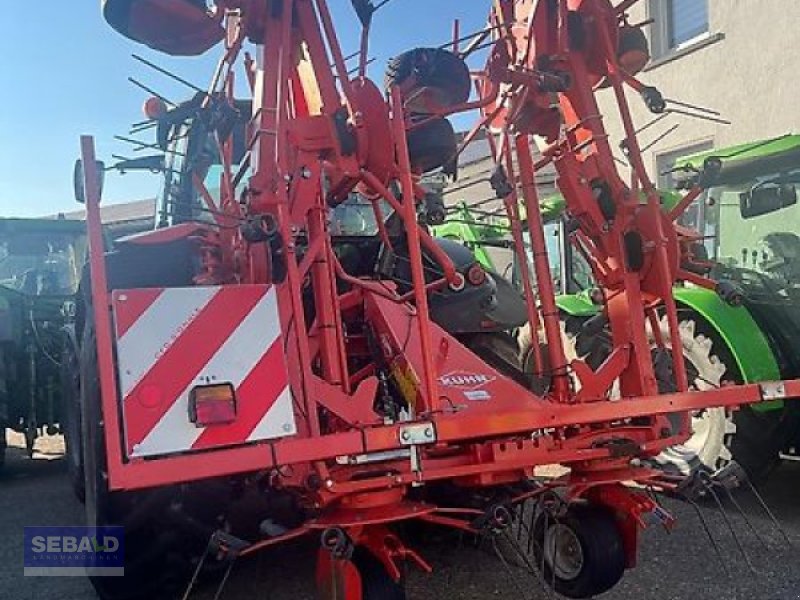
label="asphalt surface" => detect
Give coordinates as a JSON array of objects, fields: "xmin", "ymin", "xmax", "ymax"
[{"xmin": 3, "ymin": 433, "xmax": 800, "ymax": 600}]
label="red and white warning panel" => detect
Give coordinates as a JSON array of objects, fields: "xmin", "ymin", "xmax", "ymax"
[{"xmin": 112, "ymin": 285, "xmax": 296, "ymax": 459}]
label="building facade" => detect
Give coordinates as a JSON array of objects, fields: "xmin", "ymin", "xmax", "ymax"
[{"xmin": 598, "ymin": 0, "xmax": 800, "ymax": 184}]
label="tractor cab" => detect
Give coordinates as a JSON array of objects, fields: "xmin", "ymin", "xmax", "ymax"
[
  {"xmin": 672, "ymin": 136, "xmax": 800, "ymax": 286},
  {"xmin": 147, "ymin": 94, "xmax": 250, "ymax": 227},
  {"xmin": 0, "ymin": 218, "xmax": 87, "ymax": 463},
  {"xmin": 674, "ymin": 135, "xmax": 800, "ymax": 282},
  {"xmin": 675, "ymin": 135, "xmax": 800, "ymax": 380},
  {"xmin": 0, "ymin": 222, "xmax": 86, "ymax": 298}
]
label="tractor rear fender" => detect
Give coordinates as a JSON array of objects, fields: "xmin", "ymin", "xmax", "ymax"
[
  {"xmin": 672, "ymin": 287, "xmax": 782, "ymax": 413},
  {"xmin": 555, "ymin": 292, "xmax": 600, "ymax": 318},
  {"xmin": 432, "ymin": 221, "xmax": 497, "ymax": 272}
]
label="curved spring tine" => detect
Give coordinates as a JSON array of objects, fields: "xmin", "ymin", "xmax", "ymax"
[
  {"xmin": 495, "ymin": 526, "xmax": 554, "ymax": 600},
  {"xmin": 491, "ymin": 534, "xmax": 533, "ymax": 600},
  {"xmin": 687, "ymin": 496, "xmax": 731, "ymax": 578},
  {"xmin": 180, "ymin": 546, "xmax": 210, "ymax": 600},
  {"xmin": 515, "ymin": 502, "xmax": 526, "ymax": 544},
  {"xmin": 701, "ymin": 475, "xmax": 757, "ymax": 574},
  {"xmin": 212, "ymin": 559, "xmax": 236, "ymax": 600},
  {"xmin": 743, "ymin": 477, "xmax": 793, "ymax": 548},
  {"xmin": 722, "ymin": 486, "xmax": 770, "ymax": 551},
  {"xmin": 549, "ymin": 510, "xmax": 560, "ymax": 593},
  {"xmin": 539, "ymin": 503, "xmax": 550, "ymax": 578},
  {"xmin": 527, "ymin": 500, "xmax": 539, "ymax": 556}
]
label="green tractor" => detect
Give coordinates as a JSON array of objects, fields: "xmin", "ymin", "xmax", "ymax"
[
  {"xmin": 435, "ymin": 133, "xmax": 800, "ymax": 481},
  {"xmin": 0, "ymin": 218, "xmax": 87, "ymax": 468}
]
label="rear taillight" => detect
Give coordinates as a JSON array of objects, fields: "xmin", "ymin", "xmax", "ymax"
[
  {"xmin": 448, "ymin": 272, "xmax": 466, "ymax": 292},
  {"xmin": 189, "ymin": 384, "xmax": 237, "ymax": 427},
  {"xmin": 467, "ymin": 263, "xmax": 487, "ymax": 286}
]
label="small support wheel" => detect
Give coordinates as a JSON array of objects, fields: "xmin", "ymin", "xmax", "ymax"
[{"xmin": 532, "ymin": 505, "xmax": 626, "ymax": 599}]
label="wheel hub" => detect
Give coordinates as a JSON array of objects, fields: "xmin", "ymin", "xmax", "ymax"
[{"xmin": 543, "ymin": 523, "xmax": 584, "ymax": 581}]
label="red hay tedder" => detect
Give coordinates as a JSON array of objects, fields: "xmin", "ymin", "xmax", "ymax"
[{"xmin": 69, "ymin": 0, "xmax": 799, "ymax": 598}]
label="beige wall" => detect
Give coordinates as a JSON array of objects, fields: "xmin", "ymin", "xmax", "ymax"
[{"xmin": 598, "ymin": 0, "xmax": 800, "ymax": 182}]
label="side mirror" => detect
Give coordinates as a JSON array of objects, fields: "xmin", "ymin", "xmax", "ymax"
[
  {"xmin": 73, "ymin": 159, "xmax": 105, "ymax": 205},
  {"xmin": 740, "ymin": 184, "xmax": 798, "ymax": 219}
]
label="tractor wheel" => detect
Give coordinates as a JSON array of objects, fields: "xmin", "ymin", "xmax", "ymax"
[
  {"xmin": 81, "ymin": 310, "xmax": 195, "ymax": 600},
  {"xmin": 385, "ymin": 47, "xmax": 471, "ymax": 112},
  {"xmin": 464, "ymin": 332, "xmax": 528, "ymax": 387},
  {"xmin": 406, "ymin": 116, "xmax": 457, "ymax": 175},
  {"xmin": 532, "ymin": 504, "xmax": 625, "ymax": 599},
  {"xmin": 730, "ymin": 405, "xmax": 798, "ymax": 484},
  {"xmin": 648, "ymin": 318, "xmax": 734, "ymax": 475},
  {"xmin": 61, "ymin": 330, "xmax": 85, "ymax": 502},
  {"xmin": 517, "ymin": 316, "xmax": 585, "ymax": 394},
  {"xmin": 353, "ymin": 548, "xmax": 406, "ymax": 600},
  {"xmin": 537, "ymin": 315, "xmax": 737, "ymax": 475}
]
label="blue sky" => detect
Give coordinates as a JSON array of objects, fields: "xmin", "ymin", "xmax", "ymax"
[{"xmin": 0, "ymin": 2, "xmax": 487, "ymax": 218}]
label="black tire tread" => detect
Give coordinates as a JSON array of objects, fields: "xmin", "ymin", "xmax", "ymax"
[
  {"xmin": 83, "ymin": 310, "xmax": 195, "ymax": 600},
  {"xmin": 465, "ymin": 332, "xmax": 527, "ymax": 387},
  {"xmin": 533, "ymin": 504, "xmax": 625, "ymax": 599},
  {"xmin": 61, "ymin": 330, "xmax": 85, "ymax": 502},
  {"xmin": 406, "ymin": 117, "xmax": 457, "ymax": 175},
  {"xmin": 384, "ymin": 47, "xmax": 471, "ymax": 109}
]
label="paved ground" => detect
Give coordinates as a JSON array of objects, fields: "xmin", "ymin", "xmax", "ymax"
[{"xmin": 3, "ymin": 432, "xmax": 800, "ymax": 599}]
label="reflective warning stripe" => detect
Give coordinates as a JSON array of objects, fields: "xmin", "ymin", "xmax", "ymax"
[
  {"xmin": 112, "ymin": 285, "xmax": 296, "ymax": 458},
  {"xmin": 116, "ymin": 286, "xmax": 219, "ymax": 398}
]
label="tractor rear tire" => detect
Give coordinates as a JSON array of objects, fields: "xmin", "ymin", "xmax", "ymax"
[
  {"xmin": 730, "ymin": 406, "xmax": 798, "ymax": 484},
  {"xmin": 529, "ymin": 314, "xmax": 738, "ymax": 476},
  {"xmin": 81, "ymin": 309, "xmax": 195, "ymax": 600},
  {"xmin": 61, "ymin": 330, "xmax": 85, "ymax": 502},
  {"xmin": 532, "ymin": 505, "xmax": 626, "ymax": 599},
  {"xmin": 0, "ymin": 346, "xmax": 7, "ymax": 471},
  {"xmin": 517, "ymin": 316, "xmax": 584, "ymax": 394},
  {"xmin": 464, "ymin": 332, "xmax": 528, "ymax": 387},
  {"xmin": 353, "ymin": 547, "xmax": 406, "ymax": 600}
]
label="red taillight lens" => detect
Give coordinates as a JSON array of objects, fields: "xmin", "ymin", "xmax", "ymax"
[
  {"xmin": 189, "ymin": 384, "xmax": 237, "ymax": 427},
  {"xmin": 467, "ymin": 263, "xmax": 487, "ymax": 286}
]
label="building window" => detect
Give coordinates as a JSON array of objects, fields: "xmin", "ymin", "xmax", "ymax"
[
  {"xmin": 650, "ymin": 0, "xmax": 709, "ymax": 57},
  {"xmin": 668, "ymin": 0, "xmax": 708, "ymax": 47}
]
